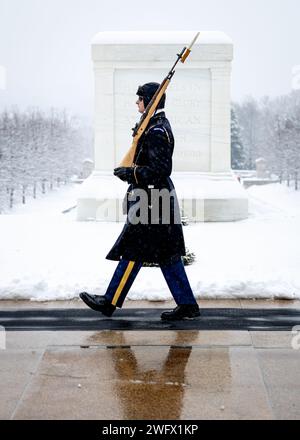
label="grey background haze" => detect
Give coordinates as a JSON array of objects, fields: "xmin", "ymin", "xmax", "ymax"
[{"xmin": 0, "ymin": 0, "xmax": 299, "ymax": 119}]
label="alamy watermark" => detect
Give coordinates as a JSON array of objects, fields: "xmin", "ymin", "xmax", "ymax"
[
  {"xmin": 96, "ymin": 188, "xmax": 205, "ymax": 223},
  {"xmin": 291, "ymin": 325, "xmax": 300, "ymax": 350},
  {"xmin": 292, "ymin": 65, "xmax": 300, "ymax": 90},
  {"xmin": 0, "ymin": 326, "xmax": 6, "ymax": 350},
  {"xmin": 0, "ymin": 65, "xmax": 6, "ymax": 90}
]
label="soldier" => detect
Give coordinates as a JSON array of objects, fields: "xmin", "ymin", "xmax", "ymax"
[{"xmin": 80, "ymin": 82, "xmax": 200, "ymax": 321}]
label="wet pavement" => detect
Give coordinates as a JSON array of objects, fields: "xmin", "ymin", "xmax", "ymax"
[{"xmin": 0, "ymin": 299, "xmax": 300, "ymax": 420}]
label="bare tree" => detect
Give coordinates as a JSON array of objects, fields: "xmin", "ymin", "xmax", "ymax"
[{"xmin": 0, "ymin": 106, "xmax": 93, "ymax": 212}]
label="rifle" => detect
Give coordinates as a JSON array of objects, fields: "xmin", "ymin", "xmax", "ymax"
[{"xmin": 119, "ymin": 32, "xmax": 200, "ymax": 167}]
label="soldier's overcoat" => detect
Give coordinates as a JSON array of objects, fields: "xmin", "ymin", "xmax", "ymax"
[{"xmin": 106, "ymin": 111, "xmax": 186, "ymax": 264}]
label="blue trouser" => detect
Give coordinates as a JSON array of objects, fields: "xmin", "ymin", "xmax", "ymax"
[{"xmin": 104, "ymin": 258, "xmax": 198, "ymax": 308}]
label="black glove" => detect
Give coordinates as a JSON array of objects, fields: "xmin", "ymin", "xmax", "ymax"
[{"xmin": 114, "ymin": 167, "xmax": 134, "ymax": 183}]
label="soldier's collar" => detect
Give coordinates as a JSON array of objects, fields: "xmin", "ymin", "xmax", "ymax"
[{"xmin": 150, "ymin": 110, "xmax": 165, "ymax": 120}]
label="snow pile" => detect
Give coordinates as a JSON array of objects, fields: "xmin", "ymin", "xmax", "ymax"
[{"xmin": 0, "ymin": 182, "xmax": 299, "ymax": 301}]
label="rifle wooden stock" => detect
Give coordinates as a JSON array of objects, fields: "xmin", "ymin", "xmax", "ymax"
[{"xmin": 181, "ymin": 48, "xmax": 191, "ymax": 63}]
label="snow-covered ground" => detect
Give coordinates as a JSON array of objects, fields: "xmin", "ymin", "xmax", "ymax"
[{"xmin": 0, "ymin": 181, "xmax": 299, "ymax": 301}]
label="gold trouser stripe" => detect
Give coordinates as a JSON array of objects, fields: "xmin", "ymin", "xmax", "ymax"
[{"xmin": 111, "ymin": 261, "xmax": 136, "ymax": 306}]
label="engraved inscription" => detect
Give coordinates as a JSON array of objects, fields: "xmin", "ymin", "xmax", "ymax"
[{"xmin": 114, "ymin": 68, "xmax": 211, "ymax": 171}]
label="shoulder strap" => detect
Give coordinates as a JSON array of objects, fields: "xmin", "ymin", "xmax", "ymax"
[{"xmin": 145, "ymin": 123, "xmax": 171, "ymax": 143}]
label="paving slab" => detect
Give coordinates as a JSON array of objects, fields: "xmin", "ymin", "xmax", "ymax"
[
  {"xmin": 250, "ymin": 331, "xmax": 296, "ymax": 349},
  {"xmin": 6, "ymin": 330, "xmax": 252, "ymax": 350},
  {"xmin": 0, "ymin": 300, "xmax": 86, "ymax": 309},
  {"xmin": 256, "ymin": 349, "xmax": 300, "ymax": 420},
  {"xmin": 12, "ymin": 346, "xmax": 273, "ymax": 420},
  {"xmin": 182, "ymin": 346, "xmax": 274, "ymax": 420},
  {"xmin": 0, "ymin": 349, "xmax": 44, "ymax": 420},
  {"xmin": 77, "ymin": 330, "xmax": 252, "ymax": 348},
  {"xmin": 240, "ymin": 299, "xmax": 300, "ymax": 309}
]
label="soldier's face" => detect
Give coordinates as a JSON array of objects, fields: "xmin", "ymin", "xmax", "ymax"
[{"xmin": 136, "ymin": 96, "xmax": 145, "ymax": 113}]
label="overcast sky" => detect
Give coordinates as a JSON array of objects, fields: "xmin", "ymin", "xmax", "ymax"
[{"xmin": 0, "ymin": 0, "xmax": 299, "ymax": 118}]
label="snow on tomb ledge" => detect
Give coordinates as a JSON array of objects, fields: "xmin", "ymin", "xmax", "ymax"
[
  {"xmin": 91, "ymin": 31, "xmax": 233, "ymax": 46},
  {"xmin": 91, "ymin": 31, "xmax": 233, "ymax": 62}
]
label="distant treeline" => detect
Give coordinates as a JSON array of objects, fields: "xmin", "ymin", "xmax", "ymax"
[
  {"xmin": 0, "ymin": 107, "xmax": 93, "ymax": 212},
  {"xmin": 231, "ymin": 90, "xmax": 300, "ymax": 186}
]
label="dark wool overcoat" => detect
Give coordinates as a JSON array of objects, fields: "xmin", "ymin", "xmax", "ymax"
[{"xmin": 106, "ymin": 111, "xmax": 186, "ymax": 264}]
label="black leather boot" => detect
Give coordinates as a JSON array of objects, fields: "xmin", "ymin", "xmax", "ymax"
[
  {"xmin": 161, "ymin": 304, "xmax": 200, "ymax": 321},
  {"xmin": 79, "ymin": 292, "xmax": 116, "ymax": 317}
]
